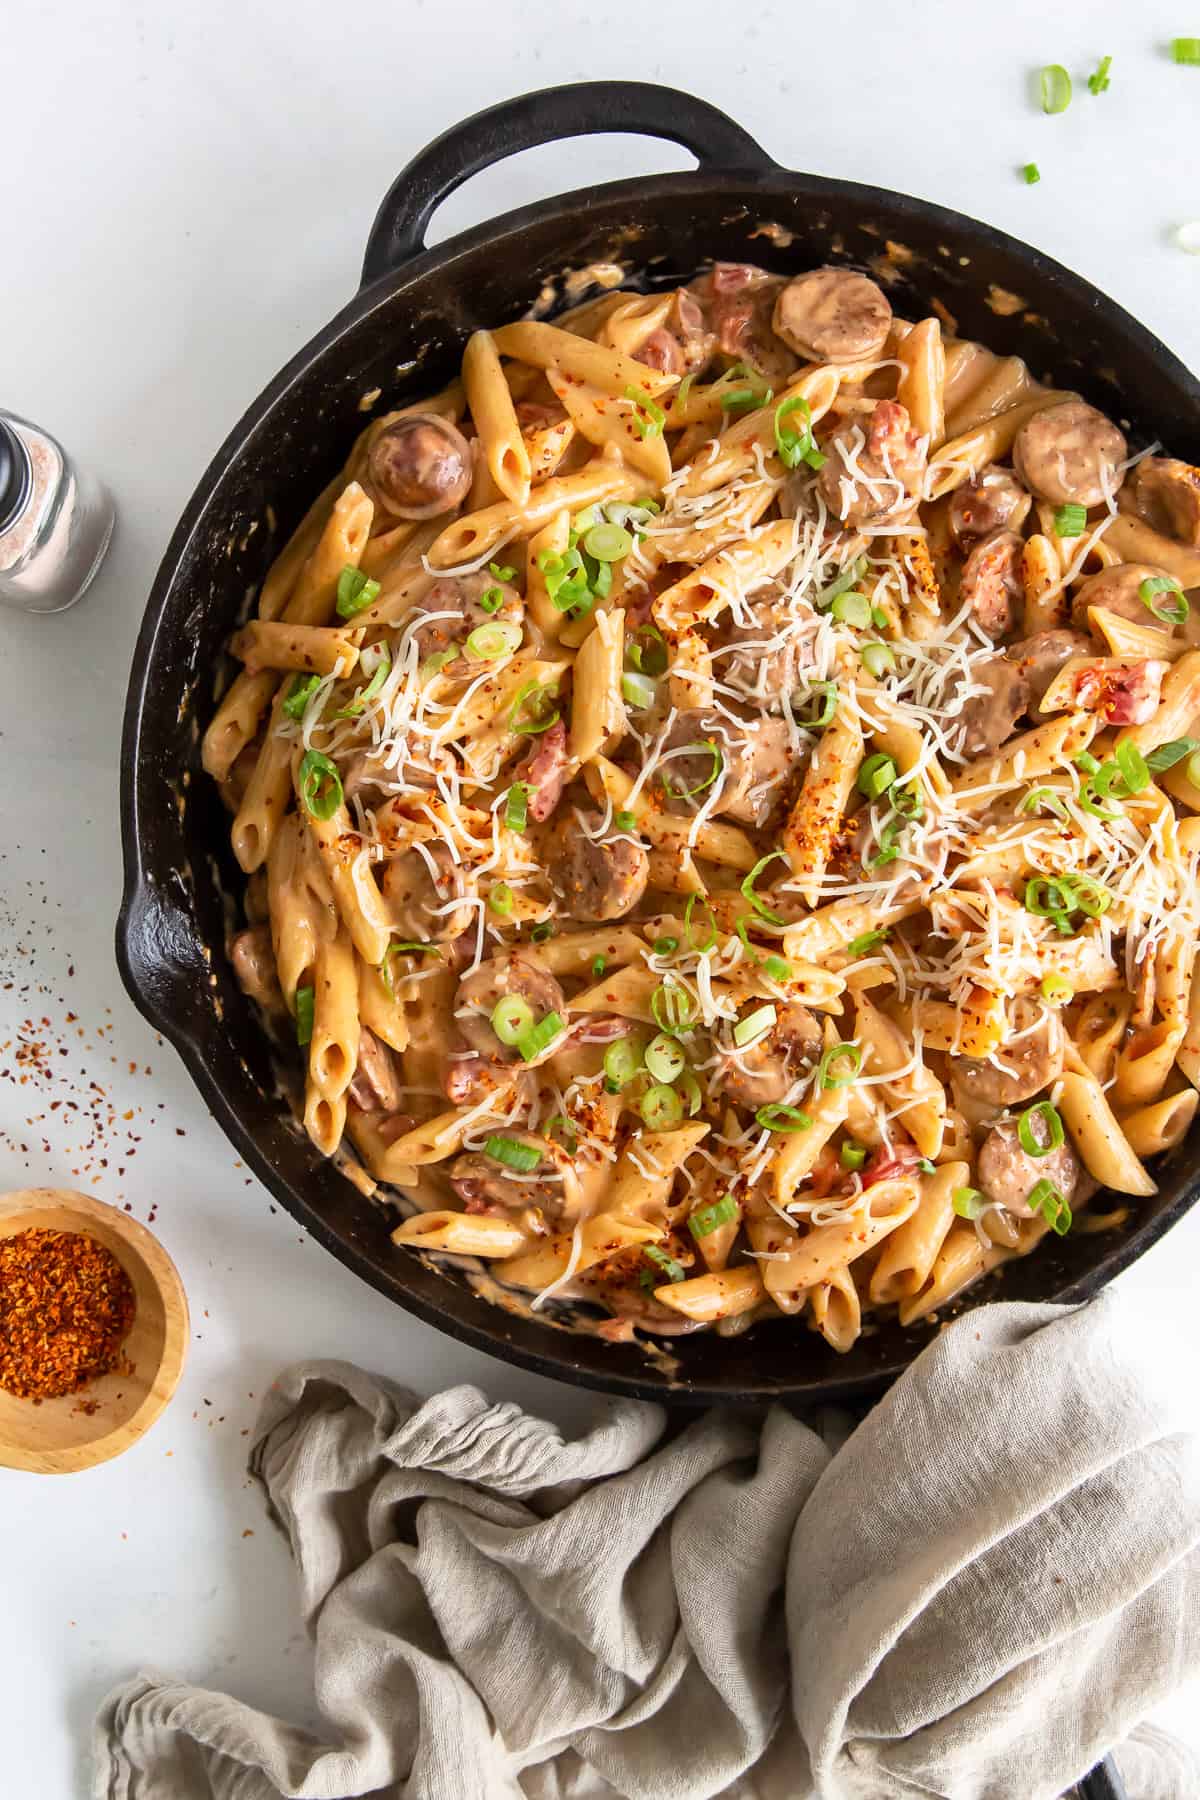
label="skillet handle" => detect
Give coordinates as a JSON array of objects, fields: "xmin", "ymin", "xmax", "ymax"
[{"xmin": 360, "ymin": 80, "xmax": 775, "ymax": 286}]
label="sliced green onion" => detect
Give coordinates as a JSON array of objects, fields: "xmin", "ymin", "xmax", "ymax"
[
  {"xmin": 1073, "ymin": 874, "xmax": 1112, "ymax": 918},
  {"xmin": 857, "ymin": 752, "xmax": 898, "ymax": 800},
  {"xmin": 516, "ymin": 1009, "xmax": 564, "ymax": 1062},
  {"xmin": 615, "ymin": 809, "xmax": 639, "ymax": 833},
  {"xmin": 1172, "ymin": 36, "xmax": 1200, "ymax": 63},
  {"xmin": 1021, "ymin": 162, "xmax": 1041, "ymax": 185},
  {"xmin": 689, "ymin": 1194, "xmax": 737, "ymax": 1239},
  {"xmin": 421, "ymin": 649, "xmax": 455, "ymax": 682},
  {"xmin": 1115, "ymin": 741, "xmax": 1150, "ymax": 795},
  {"xmin": 1018, "ymin": 1101, "xmax": 1065, "ymax": 1159},
  {"xmin": 871, "ymin": 605, "xmax": 890, "ymax": 630},
  {"xmin": 720, "ymin": 386, "xmax": 767, "ymax": 414},
  {"xmin": 627, "ymin": 623, "xmax": 669, "ymax": 676},
  {"xmin": 622, "ymin": 671, "xmax": 658, "ymax": 710},
  {"xmin": 1146, "ymin": 737, "xmax": 1199, "ymax": 773},
  {"xmin": 645, "ymin": 1032, "xmax": 686, "ymax": 1083},
  {"xmin": 1075, "ymin": 750, "xmax": 1102, "ymax": 776},
  {"xmin": 1041, "ymin": 972, "xmax": 1074, "ymax": 1005},
  {"xmin": 953, "ymin": 1186, "xmax": 987, "ymax": 1220},
  {"xmin": 734, "ymin": 1004, "xmax": 777, "ymax": 1048},
  {"xmin": 677, "ymin": 1071, "xmax": 703, "ymax": 1116},
  {"xmin": 583, "ymin": 521, "xmax": 633, "ymax": 562},
  {"xmin": 741, "ymin": 850, "xmax": 788, "ymax": 926},
  {"xmin": 488, "ymin": 561, "xmax": 517, "ymax": 583},
  {"xmin": 294, "ymin": 985, "xmax": 314, "ymax": 1047},
  {"xmin": 488, "ymin": 883, "xmax": 513, "ymax": 916},
  {"xmin": 774, "ymin": 393, "xmax": 826, "ymax": 470},
  {"xmin": 299, "ymin": 749, "xmax": 343, "ymax": 820},
  {"xmin": 892, "ymin": 780, "xmax": 924, "ymax": 820},
  {"xmin": 334, "ymin": 642, "xmax": 392, "ymax": 718},
  {"xmin": 917, "ymin": 1159, "xmax": 937, "ymax": 1175},
  {"xmin": 1020, "ymin": 786, "xmax": 1071, "ymax": 821},
  {"xmin": 684, "ymin": 893, "xmax": 718, "ymax": 954},
  {"xmin": 643, "ymin": 1243, "xmax": 686, "ymax": 1283},
  {"xmin": 818, "ymin": 1042, "xmax": 862, "ymax": 1088},
  {"xmin": 1054, "ymin": 503, "xmax": 1087, "ymax": 537},
  {"xmin": 840, "ymin": 1141, "xmax": 867, "ymax": 1171},
  {"xmin": 816, "ymin": 561, "xmax": 869, "ymax": 614},
  {"xmin": 546, "ymin": 1114, "xmax": 578, "ymax": 1153},
  {"xmin": 624, "ymin": 387, "xmax": 666, "ymax": 439},
  {"xmin": 755, "ymin": 1102, "xmax": 813, "ymax": 1133},
  {"xmin": 1040, "ymin": 63, "xmax": 1072, "ymax": 114},
  {"xmin": 504, "ymin": 784, "xmax": 528, "ymax": 831},
  {"xmin": 530, "ymin": 922, "xmax": 555, "ymax": 944},
  {"xmin": 651, "ymin": 981, "xmax": 697, "ymax": 1036},
  {"xmin": 653, "ymin": 935, "xmax": 679, "ymax": 957},
  {"xmin": 590, "ymin": 954, "xmax": 607, "ymax": 979},
  {"xmin": 832, "ymin": 590, "xmax": 872, "ymax": 628},
  {"xmin": 1139, "ymin": 575, "xmax": 1188, "ymax": 624},
  {"xmin": 490, "ymin": 995, "xmax": 535, "ymax": 1046},
  {"xmin": 795, "ymin": 680, "xmax": 839, "ymax": 729},
  {"xmin": 335, "ymin": 565, "xmax": 381, "ymax": 619},
  {"xmin": 509, "ymin": 679, "xmax": 561, "ymax": 736},
  {"xmin": 466, "ymin": 620, "xmax": 522, "ymax": 661},
  {"xmin": 604, "ymin": 1038, "xmax": 643, "ymax": 1089},
  {"xmin": 661, "ymin": 740, "xmax": 723, "ymax": 800},
  {"xmin": 485, "ymin": 1134, "xmax": 542, "ymax": 1172},
  {"xmin": 1078, "ymin": 780, "xmax": 1122, "ymax": 823},
  {"xmin": 1029, "ymin": 1176, "xmax": 1072, "ymax": 1235},
  {"xmin": 868, "ymin": 818, "xmax": 903, "ymax": 868},
  {"xmin": 380, "ymin": 938, "xmax": 439, "ymax": 998},
  {"xmin": 847, "ymin": 929, "xmax": 888, "ymax": 955},
  {"xmin": 1087, "ymin": 54, "xmax": 1113, "ymax": 94},
  {"xmin": 763, "ymin": 954, "xmax": 792, "ymax": 981},
  {"xmin": 283, "ymin": 673, "xmax": 321, "ymax": 720},
  {"xmin": 478, "ymin": 586, "xmax": 505, "ymax": 615},
  {"xmin": 1189, "ymin": 752, "xmax": 1200, "ymax": 788},
  {"xmin": 861, "ymin": 641, "xmax": 896, "ymax": 678},
  {"xmin": 641, "ymin": 1084, "xmax": 684, "ymax": 1129}
]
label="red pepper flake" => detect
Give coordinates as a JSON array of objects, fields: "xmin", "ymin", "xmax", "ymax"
[{"xmin": 0, "ymin": 1229, "xmax": 136, "ymax": 1402}]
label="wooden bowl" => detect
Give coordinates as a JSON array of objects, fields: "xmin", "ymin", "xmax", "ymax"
[{"xmin": 0, "ymin": 1189, "xmax": 188, "ymax": 1474}]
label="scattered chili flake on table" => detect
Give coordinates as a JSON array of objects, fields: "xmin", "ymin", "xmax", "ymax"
[{"xmin": 0, "ymin": 1229, "xmax": 136, "ymax": 1402}]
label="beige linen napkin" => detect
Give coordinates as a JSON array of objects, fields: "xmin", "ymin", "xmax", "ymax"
[{"xmin": 94, "ymin": 1291, "xmax": 1200, "ymax": 1799}]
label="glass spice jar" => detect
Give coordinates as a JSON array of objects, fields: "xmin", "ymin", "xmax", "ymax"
[{"xmin": 0, "ymin": 408, "xmax": 115, "ymax": 613}]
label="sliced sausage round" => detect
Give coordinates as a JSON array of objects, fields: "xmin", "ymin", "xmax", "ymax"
[
  {"xmin": 977, "ymin": 1117, "xmax": 1080, "ymax": 1217},
  {"xmin": 454, "ymin": 955, "xmax": 565, "ymax": 1061},
  {"xmin": 347, "ymin": 1026, "xmax": 404, "ymax": 1114},
  {"xmin": 553, "ymin": 827, "xmax": 649, "ymax": 921},
  {"xmin": 408, "ymin": 570, "xmax": 523, "ymax": 663},
  {"xmin": 368, "ymin": 413, "xmax": 474, "ymax": 519},
  {"xmin": 688, "ymin": 263, "xmax": 797, "ymax": 386},
  {"xmin": 1012, "ymin": 401, "xmax": 1127, "ymax": 508},
  {"xmin": 450, "ymin": 1131, "xmax": 581, "ymax": 1220},
  {"xmin": 772, "ymin": 267, "xmax": 892, "ymax": 363},
  {"xmin": 512, "ymin": 718, "xmax": 569, "ymax": 824},
  {"xmin": 815, "ymin": 399, "xmax": 926, "ymax": 527},
  {"xmin": 230, "ymin": 926, "xmax": 283, "ymax": 1012},
  {"xmin": 657, "ymin": 710, "xmax": 792, "ymax": 826},
  {"xmin": 1125, "ymin": 457, "xmax": 1200, "ymax": 548},
  {"xmin": 1006, "ymin": 629, "xmax": 1093, "ymax": 706},
  {"xmin": 960, "ymin": 530, "xmax": 1024, "ymax": 639},
  {"xmin": 953, "ymin": 998, "xmax": 1064, "ymax": 1107},
  {"xmin": 957, "ymin": 656, "xmax": 1030, "ymax": 758},
  {"xmin": 948, "ymin": 465, "xmax": 1032, "ymax": 545},
  {"xmin": 718, "ymin": 1001, "xmax": 821, "ymax": 1108},
  {"xmin": 1070, "ymin": 562, "xmax": 1178, "ymax": 633},
  {"xmin": 381, "ymin": 842, "xmax": 474, "ymax": 943}
]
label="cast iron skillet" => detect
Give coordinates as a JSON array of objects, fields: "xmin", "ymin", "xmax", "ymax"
[{"xmin": 117, "ymin": 80, "xmax": 1200, "ymax": 1408}]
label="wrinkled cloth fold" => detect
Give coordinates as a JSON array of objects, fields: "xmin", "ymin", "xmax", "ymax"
[{"xmin": 95, "ymin": 1293, "xmax": 1200, "ymax": 1799}]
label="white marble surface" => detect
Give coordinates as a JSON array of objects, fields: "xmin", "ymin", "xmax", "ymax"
[{"xmin": 2, "ymin": 3, "xmax": 1199, "ymax": 1792}]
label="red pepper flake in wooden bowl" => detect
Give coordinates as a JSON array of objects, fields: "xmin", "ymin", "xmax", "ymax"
[{"xmin": 0, "ymin": 1228, "xmax": 135, "ymax": 1402}]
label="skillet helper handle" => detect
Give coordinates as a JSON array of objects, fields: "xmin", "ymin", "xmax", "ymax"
[
  {"xmin": 361, "ymin": 79, "xmax": 775, "ymax": 286},
  {"xmin": 1078, "ymin": 1757, "xmax": 1128, "ymax": 1800}
]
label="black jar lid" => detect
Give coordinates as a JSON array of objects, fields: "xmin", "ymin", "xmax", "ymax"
[{"xmin": 0, "ymin": 418, "xmax": 32, "ymax": 537}]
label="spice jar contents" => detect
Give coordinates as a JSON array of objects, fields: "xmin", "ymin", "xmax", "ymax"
[{"xmin": 0, "ymin": 1229, "xmax": 135, "ymax": 1402}]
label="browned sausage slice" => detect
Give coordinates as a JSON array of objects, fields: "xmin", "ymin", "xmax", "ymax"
[
  {"xmin": 368, "ymin": 413, "xmax": 474, "ymax": 519},
  {"xmin": 953, "ymin": 998, "xmax": 1064, "ymax": 1106},
  {"xmin": 1124, "ymin": 457, "xmax": 1200, "ymax": 548},
  {"xmin": 772, "ymin": 267, "xmax": 892, "ymax": 362},
  {"xmin": 977, "ymin": 1118, "xmax": 1079, "ymax": 1216},
  {"xmin": 815, "ymin": 400, "xmax": 926, "ymax": 527},
  {"xmin": 1006, "ymin": 629, "xmax": 1093, "ymax": 705},
  {"xmin": 454, "ymin": 955, "xmax": 566, "ymax": 1060},
  {"xmin": 688, "ymin": 264, "xmax": 797, "ymax": 385},
  {"xmin": 717, "ymin": 1002, "xmax": 821, "ymax": 1107},
  {"xmin": 956, "ymin": 656, "xmax": 1030, "ymax": 757},
  {"xmin": 656, "ymin": 710, "xmax": 792, "ymax": 826},
  {"xmin": 450, "ymin": 1131, "xmax": 580, "ymax": 1219},
  {"xmin": 959, "ymin": 530, "xmax": 1024, "ymax": 638},
  {"xmin": 1012, "ymin": 400, "xmax": 1127, "ymax": 508},
  {"xmin": 1071, "ymin": 562, "xmax": 1180, "ymax": 633},
  {"xmin": 381, "ymin": 842, "xmax": 474, "ymax": 942},
  {"xmin": 553, "ymin": 827, "xmax": 649, "ymax": 921},
  {"xmin": 948, "ymin": 464, "xmax": 1032, "ymax": 545},
  {"xmin": 230, "ymin": 926, "xmax": 283, "ymax": 1012}
]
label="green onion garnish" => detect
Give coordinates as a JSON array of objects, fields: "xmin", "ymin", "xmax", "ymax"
[
  {"xmin": 509, "ymin": 679, "xmax": 561, "ymax": 736},
  {"xmin": 733, "ymin": 1004, "xmax": 777, "ymax": 1048},
  {"xmin": 684, "ymin": 893, "xmax": 718, "ymax": 954},
  {"xmin": 294, "ymin": 985, "xmax": 314, "ymax": 1047},
  {"xmin": 1139, "ymin": 575, "xmax": 1188, "ymax": 623},
  {"xmin": 861, "ymin": 641, "xmax": 896, "ymax": 678},
  {"xmin": 818, "ymin": 1042, "xmax": 862, "ymax": 1088},
  {"xmin": 773, "ymin": 394, "xmax": 826, "ymax": 470},
  {"xmin": 590, "ymin": 954, "xmax": 606, "ymax": 978},
  {"xmin": 1018, "ymin": 1101, "xmax": 1065, "ymax": 1159},
  {"xmin": 490, "ymin": 995, "xmax": 535, "ymax": 1046},
  {"xmin": 795, "ymin": 680, "xmax": 839, "ymax": 729},
  {"xmin": 504, "ymin": 784, "xmax": 528, "ymax": 831},
  {"xmin": 689, "ymin": 1194, "xmax": 737, "ymax": 1239},
  {"xmin": 847, "ymin": 929, "xmax": 888, "ymax": 955},
  {"xmin": 1041, "ymin": 972, "xmax": 1074, "ymax": 1005},
  {"xmin": 1172, "ymin": 36, "xmax": 1200, "ymax": 63},
  {"xmin": 741, "ymin": 850, "xmax": 788, "ymax": 926},
  {"xmin": 516, "ymin": 1009, "xmax": 564, "ymax": 1061},
  {"xmin": 299, "ymin": 749, "xmax": 343, "ymax": 820},
  {"xmin": 622, "ymin": 671, "xmax": 658, "ymax": 710},
  {"xmin": 380, "ymin": 938, "xmax": 439, "ymax": 997},
  {"xmin": 624, "ymin": 387, "xmax": 667, "ymax": 439},
  {"xmin": 627, "ymin": 623, "xmax": 669, "ymax": 676},
  {"xmin": 831, "ymin": 590, "xmax": 872, "ymax": 628},
  {"xmin": 1115, "ymin": 741, "xmax": 1150, "ymax": 795},
  {"xmin": 604, "ymin": 1038, "xmax": 643, "ymax": 1090},
  {"xmin": 1040, "ymin": 63, "xmax": 1072, "ymax": 113},
  {"xmin": 661, "ymin": 740, "xmax": 723, "ymax": 800},
  {"xmin": 488, "ymin": 883, "xmax": 513, "ymax": 916},
  {"xmin": 917, "ymin": 1159, "xmax": 937, "ymax": 1175},
  {"xmin": 953, "ymin": 1186, "xmax": 987, "ymax": 1220},
  {"xmin": 1021, "ymin": 162, "xmax": 1041, "ymax": 185},
  {"xmin": 335, "ymin": 565, "xmax": 381, "ymax": 619},
  {"xmin": 488, "ymin": 562, "xmax": 516, "ymax": 582},
  {"xmin": 1087, "ymin": 54, "xmax": 1113, "ymax": 94},
  {"xmin": 642, "ymin": 1243, "xmax": 686, "ymax": 1283},
  {"xmin": 283, "ymin": 673, "xmax": 321, "ymax": 720},
  {"xmin": 1029, "ymin": 1176, "xmax": 1072, "ymax": 1234},
  {"xmin": 530, "ymin": 922, "xmax": 555, "ymax": 944},
  {"xmin": 1189, "ymin": 752, "xmax": 1200, "ymax": 789},
  {"xmin": 1075, "ymin": 750, "xmax": 1102, "ymax": 776},
  {"xmin": 335, "ymin": 642, "xmax": 392, "ymax": 718},
  {"xmin": 653, "ymin": 936, "xmax": 679, "ymax": 957},
  {"xmin": 546, "ymin": 1114, "xmax": 578, "ymax": 1153},
  {"xmin": 583, "ymin": 521, "xmax": 633, "ymax": 562},
  {"xmin": 645, "ymin": 1032, "xmax": 686, "ymax": 1083},
  {"xmin": 479, "ymin": 586, "xmax": 505, "ymax": 615},
  {"xmin": 840, "ymin": 1141, "xmax": 867, "ymax": 1171},
  {"xmin": 857, "ymin": 752, "xmax": 898, "ymax": 800},
  {"xmin": 651, "ymin": 981, "xmax": 697, "ymax": 1036},
  {"xmin": 1020, "ymin": 786, "xmax": 1071, "ymax": 821},
  {"xmin": 641, "ymin": 1084, "xmax": 684, "ymax": 1129},
  {"xmin": 484, "ymin": 1134, "xmax": 542, "ymax": 1172},
  {"xmin": 614, "ymin": 809, "xmax": 639, "ymax": 833},
  {"xmin": 719, "ymin": 387, "xmax": 769, "ymax": 414},
  {"xmin": 677, "ymin": 1071, "xmax": 703, "ymax": 1116},
  {"xmin": 1146, "ymin": 737, "xmax": 1200, "ymax": 772},
  {"xmin": 466, "ymin": 620, "xmax": 521, "ymax": 661},
  {"xmin": 1054, "ymin": 503, "xmax": 1087, "ymax": 537},
  {"xmin": 755, "ymin": 1102, "xmax": 813, "ymax": 1133},
  {"xmin": 763, "ymin": 954, "xmax": 792, "ymax": 981}
]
